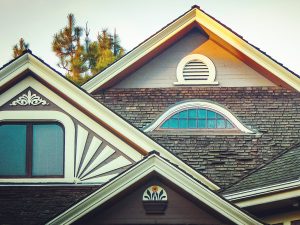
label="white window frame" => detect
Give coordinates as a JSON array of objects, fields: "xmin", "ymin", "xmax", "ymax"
[
  {"xmin": 0, "ymin": 111, "xmax": 75, "ymax": 183},
  {"xmin": 143, "ymin": 101, "xmax": 254, "ymax": 133},
  {"xmin": 174, "ymin": 54, "xmax": 218, "ymax": 85}
]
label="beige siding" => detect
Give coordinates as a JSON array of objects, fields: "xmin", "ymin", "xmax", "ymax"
[{"xmin": 114, "ymin": 30, "xmax": 276, "ymax": 88}]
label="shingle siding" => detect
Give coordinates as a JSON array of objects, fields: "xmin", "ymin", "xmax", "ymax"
[
  {"xmin": 0, "ymin": 186, "xmax": 99, "ymax": 225},
  {"xmin": 93, "ymin": 87, "xmax": 300, "ymax": 187}
]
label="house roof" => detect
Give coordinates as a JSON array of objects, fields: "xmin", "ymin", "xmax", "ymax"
[
  {"xmin": 223, "ymin": 143, "xmax": 300, "ymax": 197},
  {"xmin": 47, "ymin": 151, "xmax": 265, "ymax": 225},
  {"xmin": 82, "ymin": 5, "xmax": 300, "ymax": 93},
  {"xmin": 0, "ymin": 50, "xmax": 219, "ymax": 190},
  {"xmin": 93, "ymin": 87, "xmax": 300, "ymax": 188}
]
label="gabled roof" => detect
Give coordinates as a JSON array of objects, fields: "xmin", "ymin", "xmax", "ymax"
[
  {"xmin": 223, "ymin": 143, "xmax": 300, "ymax": 200},
  {"xmin": 0, "ymin": 51, "xmax": 219, "ymax": 189},
  {"xmin": 82, "ymin": 5, "xmax": 300, "ymax": 93},
  {"xmin": 46, "ymin": 152, "xmax": 264, "ymax": 225}
]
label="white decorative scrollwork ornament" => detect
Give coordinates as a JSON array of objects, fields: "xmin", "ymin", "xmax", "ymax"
[{"xmin": 10, "ymin": 90, "xmax": 49, "ymax": 106}]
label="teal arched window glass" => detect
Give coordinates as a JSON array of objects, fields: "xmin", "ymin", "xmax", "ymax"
[{"xmin": 160, "ymin": 109, "xmax": 234, "ymax": 129}]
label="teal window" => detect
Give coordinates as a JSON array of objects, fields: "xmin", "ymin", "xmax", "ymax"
[
  {"xmin": 160, "ymin": 109, "xmax": 233, "ymax": 129},
  {"xmin": 0, "ymin": 123, "xmax": 64, "ymax": 177}
]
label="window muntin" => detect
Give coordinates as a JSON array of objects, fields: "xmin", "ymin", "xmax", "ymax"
[
  {"xmin": 0, "ymin": 122, "xmax": 64, "ymax": 177},
  {"xmin": 160, "ymin": 108, "xmax": 234, "ymax": 129}
]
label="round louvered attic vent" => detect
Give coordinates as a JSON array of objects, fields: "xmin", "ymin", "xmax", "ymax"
[{"xmin": 174, "ymin": 54, "xmax": 218, "ymax": 85}]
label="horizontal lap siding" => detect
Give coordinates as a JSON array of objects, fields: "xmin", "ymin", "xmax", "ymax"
[{"xmin": 114, "ymin": 30, "xmax": 275, "ymax": 88}]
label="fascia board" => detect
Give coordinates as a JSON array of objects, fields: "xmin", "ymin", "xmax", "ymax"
[
  {"xmin": 194, "ymin": 11, "xmax": 300, "ymax": 91},
  {"xmin": 0, "ymin": 54, "xmax": 30, "ymax": 85},
  {"xmin": 82, "ymin": 9, "xmax": 198, "ymax": 93},
  {"xmin": 0, "ymin": 53, "xmax": 219, "ymax": 190},
  {"xmin": 47, "ymin": 154, "xmax": 262, "ymax": 225},
  {"xmin": 234, "ymin": 188, "xmax": 300, "ymax": 208},
  {"xmin": 224, "ymin": 179, "xmax": 300, "ymax": 201}
]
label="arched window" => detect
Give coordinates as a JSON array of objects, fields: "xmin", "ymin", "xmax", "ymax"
[
  {"xmin": 144, "ymin": 101, "xmax": 255, "ymax": 134},
  {"xmin": 174, "ymin": 54, "xmax": 218, "ymax": 85},
  {"xmin": 160, "ymin": 108, "xmax": 233, "ymax": 129}
]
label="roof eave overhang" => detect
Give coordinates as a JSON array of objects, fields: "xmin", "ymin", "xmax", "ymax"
[
  {"xmin": 82, "ymin": 8, "xmax": 300, "ymax": 93},
  {"xmin": 223, "ymin": 179, "xmax": 300, "ymax": 207},
  {"xmin": 46, "ymin": 153, "xmax": 263, "ymax": 225}
]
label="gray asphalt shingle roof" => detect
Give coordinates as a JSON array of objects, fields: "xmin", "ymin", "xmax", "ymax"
[{"xmin": 223, "ymin": 144, "xmax": 300, "ymax": 194}]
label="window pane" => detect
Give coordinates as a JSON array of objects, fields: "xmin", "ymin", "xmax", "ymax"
[
  {"xmin": 179, "ymin": 119, "xmax": 188, "ymax": 128},
  {"xmin": 188, "ymin": 119, "xmax": 197, "ymax": 128},
  {"xmin": 207, "ymin": 110, "xmax": 216, "ymax": 118},
  {"xmin": 217, "ymin": 119, "xmax": 226, "ymax": 128},
  {"xmin": 171, "ymin": 113, "xmax": 179, "ymax": 119},
  {"xmin": 0, "ymin": 125, "xmax": 26, "ymax": 176},
  {"xmin": 216, "ymin": 113, "xmax": 224, "ymax": 119},
  {"xmin": 168, "ymin": 118, "xmax": 178, "ymax": 128},
  {"xmin": 208, "ymin": 120, "xmax": 216, "ymax": 128},
  {"xmin": 198, "ymin": 119, "xmax": 206, "ymax": 128},
  {"xmin": 188, "ymin": 109, "xmax": 197, "ymax": 118},
  {"xmin": 179, "ymin": 110, "xmax": 188, "ymax": 118},
  {"xmin": 161, "ymin": 120, "xmax": 169, "ymax": 128},
  {"xmin": 226, "ymin": 121, "xmax": 234, "ymax": 128},
  {"xmin": 198, "ymin": 109, "xmax": 206, "ymax": 118},
  {"xmin": 32, "ymin": 124, "xmax": 64, "ymax": 176}
]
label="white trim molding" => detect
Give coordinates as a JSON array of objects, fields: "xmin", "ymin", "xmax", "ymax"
[
  {"xmin": 144, "ymin": 100, "xmax": 255, "ymax": 133},
  {"xmin": 0, "ymin": 110, "xmax": 75, "ymax": 183},
  {"xmin": 224, "ymin": 180, "xmax": 300, "ymax": 205},
  {"xmin": 46, "ymin": 153, "xmax": 263, "ymax": 225},
  {"xmin": 174, "ymin": 54, "xmax": 218, "ymax": 85}
]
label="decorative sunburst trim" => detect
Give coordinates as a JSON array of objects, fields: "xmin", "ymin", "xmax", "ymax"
[
  {"xmin": 10, "ymin": 90, "xmax": 48, "ymax": 106},
  {"xmin": 75, "ymin": 125, "xmax": 133, "ymax": 183}
]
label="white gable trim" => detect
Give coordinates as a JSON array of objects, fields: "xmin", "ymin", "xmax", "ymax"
[
  {"xmin": 46, "ymin": 153, "xmax": 263, "ymax": 225},
  {"xmin": 82, "ymin": 8, "xmax": 300, "ymax": 92},
  {"xmin": 0, "ymin": 53, "xmax": 219, "ymax": 189}
]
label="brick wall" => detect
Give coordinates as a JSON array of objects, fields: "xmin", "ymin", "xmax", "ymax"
[{"xmin": 94, "ymin": 87, "xmax": 300, "ymax": 187}]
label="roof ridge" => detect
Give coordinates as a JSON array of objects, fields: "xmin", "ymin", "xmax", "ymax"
[{"xmin": 222, "ymin": 142, "xmax": 300, "ymax": 193}]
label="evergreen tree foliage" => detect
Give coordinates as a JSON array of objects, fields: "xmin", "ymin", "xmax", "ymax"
[
  {"xmin": 13, "ymin": 38, "xmax": 29, "ymax": 58},
  {"xmin": 52, "ymin": 14, "xmax": 87, "ymax": 84},
  {"xmin": 52, "ymin": 14, "xmax": 125, "ymax": 85}
]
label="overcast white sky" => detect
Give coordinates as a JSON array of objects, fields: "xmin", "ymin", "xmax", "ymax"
[{"xmin": 1, "ymin": 0, "xmax": 300, "ymax": 75}]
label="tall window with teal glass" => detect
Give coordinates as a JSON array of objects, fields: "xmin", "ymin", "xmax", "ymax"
[
  {"xmin": 160, "ymin": 108, "xmax": 234, "ymax": 129},
  {"xmin": 0, "ymin": 122, "xmax": 64, "ymax": 177}
]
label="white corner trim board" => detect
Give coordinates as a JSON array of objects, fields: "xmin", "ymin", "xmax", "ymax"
[
  {"xmin": 144, "ymin": 100, "xmax": 255, "ymax": 133},
  {"xmin": 174, "ymin": 54, "xmax": 218, "ymax": 85},
  {"xmin": 46, "ymin": 154, "xmax": 263, "ymax": 225},
  {"xmin": 0, "ymin": 110, "xmax": 75, "ymax": 183}
]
